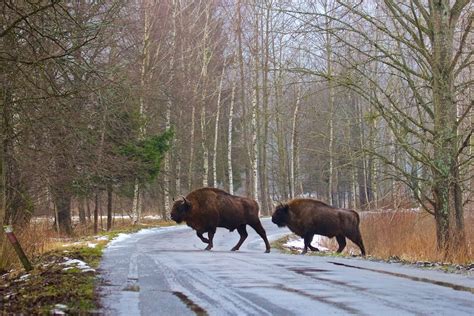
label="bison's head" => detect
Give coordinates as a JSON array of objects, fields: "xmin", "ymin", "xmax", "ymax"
[
  {"xmin": 272, "ymin": 203, "xmax": 290, "ymax": 227},
  {"xmin": 171, "ymin": 196, "xmax": 192, "ymax": 223}
]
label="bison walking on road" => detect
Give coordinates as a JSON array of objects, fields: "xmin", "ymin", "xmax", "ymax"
[
  {"xmin": 171, "ymin": 187, "xmax": 271, "ymax": 253},
  {"xmin": 272, "ymin": 198, "xmax": 365, "ymax": 255}
]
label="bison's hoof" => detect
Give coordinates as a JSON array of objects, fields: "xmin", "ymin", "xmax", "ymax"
[
  {"xmin": 205, "ymin": 246, "xmax": 212, "ymax": 251},
  {"xmin": 300, "ymin": 251, "xmax": 307, "ymax": 255},
  {"xmin": 231, "ymin": 247, "xmax": 239, "ymax": 251},
  {"xmin": 265, "ymin": 249, "xmax": 270, "ymax": 253}
]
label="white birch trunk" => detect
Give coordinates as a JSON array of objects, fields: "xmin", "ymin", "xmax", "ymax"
[
  {"xmin": 227, "ymin": 82, "xmax": 236, "ymax": 194},
  {"xmin": 132, "ymin": 179, "xmax": 140, "ymax": 224},
  {"xmin": 251, "ymin": 88, "xmax": 259, "ymax": 204},
  {"xmin": 176, "ymin": 154, "xmax": 181, "ymax": 195},
  {"xmin": 132, "ymin": 1, "xmax": 151, "ymax": 224},
  {"xmin": 163, "ymin": 0, "xmax": 177, "ymax": 219},
  {"xmin": 212, "ymin": 61, "xmax": 226, "ymax": 187},
  {"xmin": 200, "ymin": 4, "xmax": 211, "ymax": 188},
  {"xmin": 289, "ymin": 89, "xmax": 301, "ymax": 199},
  {"xmin": 201, "ymin": 105, "xmax": 209, "ymax": 187},
  {"xmin": 188, "ymin": 105, "xmax": 196, "ymax": 190},
  {"xmin": 325, "ymin": 11, "xmax": 335, "ymax": 206},
  {"xmin": 163, "ymin": 104, "xmax": 171, "ymax": 218}
]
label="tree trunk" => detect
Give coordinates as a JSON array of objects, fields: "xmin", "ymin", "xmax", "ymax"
[
  {"xmin": 188, "ymin": 105, "xmax": 196, "ymax": 190},
  {"xmin": 251, "ymin": 7, "xmax": 260, "ymax": 205},
  {"xmin": 251, "ymin": 87, "xmax": 259, "ymax": 204},
  {"xmin": 430, "ymin": 1, "xmax": 467, "ymax": 254},
  {"xmin": 237, "ymin": 0, "xmax": 252, "ymax": 197},
  {"xmin": 273, "ymin": 37, "xmax": 288, "ymax": 200},
  {"xmin": 78, "ymin": 197, "xmax": 86, "ymax": 225},
  {"xmin": 93, "ymin": 191, "xmax": 98, "ymax": 234},
  {"xmin": 131, "ymin": 180, "xmax": 140, "ymax": 225},
  {"xmin": 213, "ymin": 61, "xmax": 226, "ymax": 188},
  {"xmin": 258, "ymin": 3, "xmax": 271, "ymax": 214},
  {"xmin": 86, "ymin": 198, "xmax": 91, "ymax": 222},
  {"xmin": 163, "ymin": 0, "xmax": 177, "ymax": 219},
  {"xmin": 107, "ymin": 185, "xmax": 113, "ymax": 231},
  {"xmin": 132, "ymin": 0, "xmax": 152, "ymax": 224},
  {"xmin": 325, "ymin": 10, "xmax": 335, "ymax": 205},
  {"xmin": 227, "ymin": 82, "xmax": 236, "ymax": 194},
  {"xmin": 200, "ymin": 4, "xmax": 212, "ymax": 188},
  {"xmin": 55, "ymin": 190, "xmax": 72, "ymax": 235},
  {"xmin": 289, "ymin": 88, "xmax": 301, "ymax": 199}
]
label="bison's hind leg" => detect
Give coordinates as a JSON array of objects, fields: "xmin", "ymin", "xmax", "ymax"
[
  {"xmin": 347, "ymin": 231, "xmax": 366, "ymax": 256},
  {"xmin": 302, "ymin": 233, "xmax": 319, "ymax": 254},
  {"xmin": 205, "ymin": 229, "xmax": 216, "ymax": 251},
  {"xmin": 231, "ymin": 225, "xmax": 248, "ymax": 251},
  {"xmin": 196, "ymin": 231, "xmax": 209, "ymax": 244},
  {"xmin": 249, "ymin": 221, "xmax": 271, "ymax": 253},
  {"xmin": 336, "ymin": 235, "xmax": 347, "ymax": 253}
]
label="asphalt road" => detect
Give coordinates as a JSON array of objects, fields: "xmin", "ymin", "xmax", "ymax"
[{"xmin": 98, "ymin": 218, "xmax": 474, "ymax": 315}]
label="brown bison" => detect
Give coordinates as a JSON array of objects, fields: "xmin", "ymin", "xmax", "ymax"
[
  {"xmin": 171, "ymin": 187, "xmax": 271, "ymax": 253},
  {"xmin": 272, "ymin": 198, "xmax": 365, "ymax": 255}
]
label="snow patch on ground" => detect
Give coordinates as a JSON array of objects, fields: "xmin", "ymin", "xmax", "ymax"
[
  {"xmin": 143, "ymin": 215, "xmax": 162, "ymax": 220},
  {"xmin": 106, "ymin": 225, "xmax": 188, "ymax": 249},
  {"xmin": 109, "ymin": 233, "xmax": 132, "ymax": 245},
  {"xmin": 51, "ymin": 304, "xmax": 68, "ymax": 315},
  {"xmin": 19, "ymin": 274, "xmax": 30, "ymax": 281},
  {"xmin": 61, "ymin": 258, "xmax": 95, "ymax": 273},
  {"xmin": 283, "ymin": 235, "xmax": 330, "ymax": 252}
]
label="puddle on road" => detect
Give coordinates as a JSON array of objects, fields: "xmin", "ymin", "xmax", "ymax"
[
  {"xmin": 172, "ymin": 291, "xmax": 208, "ymax": 316},
  {"xmin": 329, "ymin": 261, "xmax": 474, "ymax": 294}
]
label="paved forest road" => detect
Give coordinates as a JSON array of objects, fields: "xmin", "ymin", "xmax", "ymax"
[{"xmin": 99, "ymin": 219, "xmax": 474, "ymax": 315}]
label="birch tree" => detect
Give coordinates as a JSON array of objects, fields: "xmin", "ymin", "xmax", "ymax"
[
  {"xmin": 227, "ymin": 81, "xmax": 236, "ymax": 194},
  {"xmin": 131, "ymin": 0, "xmax": 154, "ymax": 225},
  {"xmin": 212, "ymin": 60, "xmax": 226, "ymax": 187},
  {"xmin": 163, "ymin": 0, "xmax": 178, "ymax": 219},
  {"xmin": 317, "ymin": 0, "xmax": 472, "ymax": 253}
]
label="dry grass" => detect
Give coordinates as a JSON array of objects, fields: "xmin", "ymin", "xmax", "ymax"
[
  {"xmin": 0, "ymin": 215, "xmax": 173, "ymax": 273},
  {"xmin": 320, "ymin": 211, "xmax": 473, "ymax": 264}
]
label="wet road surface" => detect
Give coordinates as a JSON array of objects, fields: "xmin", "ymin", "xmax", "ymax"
[{"xmin": 99, "ymin": 218, "xmax": 474, "ymax": 315}]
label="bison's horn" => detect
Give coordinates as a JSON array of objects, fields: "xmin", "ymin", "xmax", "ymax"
[{"xmin": 180, "ymin": 195, "xmax": 188, "ymax": 204}]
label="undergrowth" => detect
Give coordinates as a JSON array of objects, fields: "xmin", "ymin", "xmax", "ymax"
[{"xmin": 0, "ymin": 216, "xmax": 173, "ymax": 314}]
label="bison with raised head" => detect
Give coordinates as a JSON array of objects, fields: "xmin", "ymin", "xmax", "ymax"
[
  {"xmin": 171, "ymin": 187, "xmax": 271, "ymax": 253},
  {"xmin": 272, "ymin": 198, "xmax": 365, "ymax": 255}
]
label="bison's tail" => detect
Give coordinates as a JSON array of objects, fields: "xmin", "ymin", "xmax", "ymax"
[{"xmin": 350, "ymin": 209, "xmax": 360, "ymax": 225}]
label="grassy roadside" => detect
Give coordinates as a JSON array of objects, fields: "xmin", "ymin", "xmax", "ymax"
[
  {"xmin": 0, "ymin": 221, "xmax": 174, "ymax": 314},
  {"xmin": 272, "ymin": 232, "xmax": 474, "ymax": 275}
]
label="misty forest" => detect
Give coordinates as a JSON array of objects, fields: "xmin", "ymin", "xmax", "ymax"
[{"xmin": 1, "ymin": 0, "xmax": 473, "ymax": 268}]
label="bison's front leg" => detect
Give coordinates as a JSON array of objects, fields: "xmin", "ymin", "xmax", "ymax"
[
  {"xmin": 196, "ymin": 231, "xmax": 209, "ymax": 244},
  {"xmin": 205, "ymin": 229, "xmax": 216, "ymax": 250},
  {"xmin": 308, "ymin": 244, "xmax": 319, "ymax": 252},
  {"xmin": 336, "ymin": 235, "xmax": 347, "ymax": 253},
  {"xmin": 302, "ymin": 233, "xmax": 316, "ymax": 255},
  {"xmin": 231, "ymin": 225, "xmax": 248, "ymax": 251}
]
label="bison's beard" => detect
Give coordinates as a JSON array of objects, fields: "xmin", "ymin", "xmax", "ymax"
[{"xmin": 170, "ymin": 213, "xmax": 183, "ymax": 223}]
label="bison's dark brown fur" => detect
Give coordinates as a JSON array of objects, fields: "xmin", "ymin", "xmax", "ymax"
[
  {"xmin": 272, "ymin": 198, "xmax": 365, "ymax": 255},
  {"xmin": 171, "ymin": 187, "xmax": 271, "ymax": 253}
]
